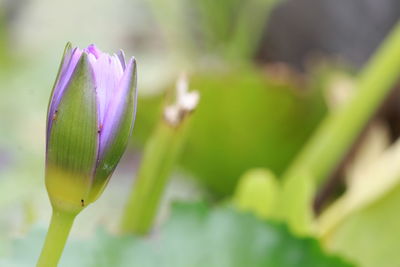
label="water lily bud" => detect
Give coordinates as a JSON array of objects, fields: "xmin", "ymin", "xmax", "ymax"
[{"xmin": 46, "ymin": 43, "xmax": 137, "ymax": 213}]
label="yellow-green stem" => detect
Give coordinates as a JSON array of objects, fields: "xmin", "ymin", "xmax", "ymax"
[{"xmin": 36, "ymin": 209, "xmax": 76, "ymax": 267}]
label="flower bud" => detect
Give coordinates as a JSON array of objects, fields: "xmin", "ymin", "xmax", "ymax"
[{"xmin": 45, "ymin": 43, "xmax": 137, "ymax": 213}]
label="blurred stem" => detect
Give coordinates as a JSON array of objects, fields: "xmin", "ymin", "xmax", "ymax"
[
  {"xmin": 277, "ymin": 21, "xmax": 400, "ymax": 230},
  {"xmin": 196, "ymin": 0, "xmax": 236, "ymax": 50},
  {"xmin": 36, "ymin": 209, "xmax": 76, "ymax": 267},
  {"xmin": 283, "ymin": 21, "xmax": 400, "ymax": 184},
  {"xmin": 0, "ymin": 8, "xmax": 11, "ymax": 67},
  {"xmin": 120, "ymin": 120, "xmax": 189, "ymax": 235},
  {"xmin": 227, "ymin": 0, "xmax": 277, "ymax": 61},
  {"xmin": 147, "ymin": 0, "xmax": 198, "ymax": 61}
]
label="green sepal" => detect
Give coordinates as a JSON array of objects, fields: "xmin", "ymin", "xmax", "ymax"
[
  {"xmin": 46, "ymin": 53, "xmax": 98, "ymax": 213},
  {"xmin": 47, "ymin": 42, "xmax": 73, "ymax": 115}
]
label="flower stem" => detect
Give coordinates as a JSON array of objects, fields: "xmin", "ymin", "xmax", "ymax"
[
  {"xmin": 120, "ymin": 120, "xmax": 189, "ymax": 235},
  {"xmin": 283, "ymin": 21, "xmax": 400, "ymax": 185},
  {"xmin": 36, "ymin": 208, "xmax": 76, "ymax": 267}
]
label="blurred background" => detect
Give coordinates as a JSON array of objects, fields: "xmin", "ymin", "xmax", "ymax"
[{"xmin": 0, "ymin": 0, "xmax": 400, "ymax": 266}]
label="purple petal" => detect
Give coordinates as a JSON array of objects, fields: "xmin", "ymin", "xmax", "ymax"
[
  {"xmin": 98, "ymin": 57, "xmax": 136, "ymax": 158},
  {"xmin": 89, "ymin": 53, "xmax": 124, "ymax": 125},
  {"xmin": 85, "ymin": 44, "xmax": 101, "ymax": 59},
  {"xmin": 117, "ymin": 50, "xmax": 126, "ymax": 70}
]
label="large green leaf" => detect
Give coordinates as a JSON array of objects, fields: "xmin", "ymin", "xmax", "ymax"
[
  {"xmin": 6, "ymin": 203, "xmax": 353, "ymax": 267},
  {"xmin": 184, "ymin": 70, "xmax": 325, "ymax": 196},
  {"xmin": 134, "ymin": 69, "xmax": 327, "ymax": 196}
]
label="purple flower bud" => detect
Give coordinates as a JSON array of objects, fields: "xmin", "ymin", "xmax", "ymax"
[{"xmin": 45, "ymin": 43, "xmax": 137, "ymax": 212}]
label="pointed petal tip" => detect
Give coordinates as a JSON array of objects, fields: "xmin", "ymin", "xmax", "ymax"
[
  {"xmin": 118, "ymin": 49, "xmax": 125, "ymax": 57},
  {"xmin": 130, "ymin": 57, "xmax": 137, "ymax": 90},
  {"xmin": 62, "ymin": 42, "xmax": 74, "ymax": 57},
  {"xmin": 128, "ymin": 57, "xmax": 137, "ymax": 73},
  {"xmin": 122, "ymin": 57, "xmax": 137, "ymax": 78},
  {"xmin": 65, "ymin": 42, "xmax": 73, "ymax": 50},
  {"xmin": 80, "ymin": 51, "xmax": 89, "ymax": 63},
  {"xmin": 117, "ymin": 50, "xmax": 126, "ymax": 70},
  {"xmin": 127, "ymin": 56, "xmax": 136, "ymax": 65},
  {"xmin": 86, "ymin": 44, "xmax": 99, "ymax": 51},
  {"xmin": 72, "ymin": 52, "xmax": 93, "ymax": 79},
  {"xmin": 84, "ymin": 44, "xmax": 102, "ymax": 59}
]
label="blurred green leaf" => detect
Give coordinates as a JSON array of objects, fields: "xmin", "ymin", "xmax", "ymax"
[
  {"xmin": 182, "ymin": 69, "xmax": 326, "ymax": 195},
  {"xmin": 6, "ymin": 203, "xmax": 353, "ymax": 267},
  {"xmin": 279, "ymin": 170, "xmax": 316, "ymax": 236},
  {"xmin": 321, "ymin": 181, "xmax": 400, "ymax": 267},
  {"xmin": 317, "ymin": 129, "xmax": 400, "ymax": 267},
  {"xmin": 134, "ymin": 69, "xmax": 326, "ymax": 196},
  {"xmin": 233, "ymin": 168, "xmax": 279, "ymax": 219}
]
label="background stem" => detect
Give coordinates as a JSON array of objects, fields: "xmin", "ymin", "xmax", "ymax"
[
  {"xmin": 120, "ymin": 120, "xmax": 189, "ymax": 235},
  {"xmin": 283, "ymin": 21, "xmax": 400, "ymax": 184},
  {"xmin": 36, "ymin": 209, "xmax": 76, "ymax": 267},
  {"xmin": 277, "ymin": 21, "xmax": 400, "ymax": 233}
]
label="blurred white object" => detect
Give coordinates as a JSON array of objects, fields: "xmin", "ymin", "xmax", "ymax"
[{"xmin": 164, "ymin": 73, "xmax": 200, "ymax": 126}]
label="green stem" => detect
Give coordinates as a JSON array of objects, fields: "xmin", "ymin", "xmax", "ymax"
[
  {"xmin": 276, "ymin": 21, "xmax": 400, "ymax": 231},
  {"xmin": 120, "ymin": 120, "xmax": 189, "ymax": 234},
  {"xmin": 227, "ymin": 0, "xmax": 276, "ymax": 61},
  {"xmin": 0, "ymin": 9, "xmax": 11, "ymax": 66},
  {"xmin": 36, "ymin": 209, "xmax": 76, "ymax": 267},
  {"xmin": 283, "ymin": 21, "xmax": 400, "ymax": 184}
]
